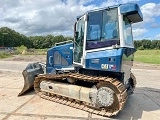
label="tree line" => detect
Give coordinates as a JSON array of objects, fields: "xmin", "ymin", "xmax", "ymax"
[
  {"xmin": 0, "ymin": 27, "xmax": 160, "ymax": 49},
  {"xmin": 0, "ymin": 27, "xmax": 32, "ymax": 48},
  {"xmin": 0, "ymin": 27, "xmax": 73, "ymax": 49},
  {"xmin": 134, "ymin": 40, "xmax": 160, "ymax": 50}
]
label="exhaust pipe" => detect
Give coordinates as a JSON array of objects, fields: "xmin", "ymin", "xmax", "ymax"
[{"xmin": 18, "ymin": 62, "xmax": 44, "ymax": 96}]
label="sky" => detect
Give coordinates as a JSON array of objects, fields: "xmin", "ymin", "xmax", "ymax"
[{"xmin": 0, "ymin": 0, "xmax": 160, "ymax": 40}]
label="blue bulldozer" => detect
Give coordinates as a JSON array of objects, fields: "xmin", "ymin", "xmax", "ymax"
[{"xmin": 19, "ymin": 3, "xmax": 143, "ymax": 117}]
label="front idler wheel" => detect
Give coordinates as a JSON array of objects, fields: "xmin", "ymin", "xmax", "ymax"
[{"xmin": 96, "ymin": 82, "xmax": 120, "ymax": 111}]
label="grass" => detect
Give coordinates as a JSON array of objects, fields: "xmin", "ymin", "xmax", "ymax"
[
  {"xmin": 0, "ymin": 52, "xmax": 12, "ymax": 59},
  {"xmin": 0, "ymin": 48, "xmax": 47, "ymax": 59},
  {"xmin": 134, "ymin": 50, "xmax": 160, "ymax": 64},
  {"xmin": 14, "ymin": 45, "xmax": 46, "ymax": 55},
  {"xmin": 24, "ymin": 49, "xmax": 47, "ymax": 55}
]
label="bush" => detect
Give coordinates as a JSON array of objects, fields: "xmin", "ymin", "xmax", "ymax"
[
  {"xmin": 24, "ymin": 49, "xmax": 47, "ymax": 55},
  {"xmin": 15, "ymin": 45, "xmax": 27, "ymax": 54},
  {"xmin": 138, "ymin": 46, "xmax": 144, "ymax": 50},
  {"xmin": 16, "ymin": 45, "xmax": 27, "ymax": 52},
  {"xmin": 0, "ymin": 52, "xmax": 11, "ymax": 59}
]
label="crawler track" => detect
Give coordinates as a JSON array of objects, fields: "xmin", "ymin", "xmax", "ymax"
[
  {"xmin": 131, "ymin": 72, "xmax": 136, "ymax": 89},
  {"xmin": 34, "ymin": 73, "xmax": 128, "ymax": 117}
]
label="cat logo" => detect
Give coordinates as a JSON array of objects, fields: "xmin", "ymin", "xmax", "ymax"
[{"xmin": 101, "ymin": 64, "xmax": 109, "ymax": 69}]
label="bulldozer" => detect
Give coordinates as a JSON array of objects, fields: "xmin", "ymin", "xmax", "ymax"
[{"xmin": 18, "ymin": 3, "xmax": 143, "ymax": 117}]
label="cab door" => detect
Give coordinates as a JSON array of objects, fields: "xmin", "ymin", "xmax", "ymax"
[{"xmin": 73, "ymin": 17, "xmax": 85, "ymax": 65}]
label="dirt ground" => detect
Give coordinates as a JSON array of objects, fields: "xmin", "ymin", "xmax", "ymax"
[
  {"xmin": 2, "ymin": 55, "xmax": 46, "ymax": 62},
  {"xmin": 0, "ymin": 55, "xmax": 160, "ymax": 120}
]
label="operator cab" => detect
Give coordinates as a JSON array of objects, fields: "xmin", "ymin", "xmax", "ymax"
[{"xmin": 73, "ymin": 3, "xmax": 143, "ymax": 66}]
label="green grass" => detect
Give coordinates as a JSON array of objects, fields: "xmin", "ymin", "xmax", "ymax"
[
  {"xmin": 0, "ymin": 52, "xmax": 12, "ymax": 59},
  {"xmin": 134, "ymin": 50, "xmax": 160, "ymax": 64},
  {"xmin": 24, "ymin": 49, "xmax": 47, "ymax": 55},
  {"xmin": 0, "ymin": 47, "xmax": 47, "ymax": 59}
]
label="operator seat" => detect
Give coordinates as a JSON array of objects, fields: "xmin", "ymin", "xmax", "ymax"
[{"xmin": 112, "ymin": 29, "xmax": 118, "ymax": 39}]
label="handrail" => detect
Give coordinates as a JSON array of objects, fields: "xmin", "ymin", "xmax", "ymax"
[{"xmin": 54, "ymin": 40, "xmax": 73, "ymax": 46}]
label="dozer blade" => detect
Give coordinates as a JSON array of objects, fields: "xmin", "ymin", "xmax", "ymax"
[{"xmin": 18, "ymin": 62, "xmax": 44, "ymax": 96}]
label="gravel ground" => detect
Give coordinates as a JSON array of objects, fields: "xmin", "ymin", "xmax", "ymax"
[{"xmin": 0, "ymin": 55, "xmax": 160, "ymax": 120}]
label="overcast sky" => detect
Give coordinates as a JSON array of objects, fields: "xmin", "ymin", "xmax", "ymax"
[{"xmin": 0, "ymin": 0, "xmax": 160, "ymax": 40}]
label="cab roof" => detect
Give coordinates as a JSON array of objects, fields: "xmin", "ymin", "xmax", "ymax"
[{"xmin": 77, "ymin": 3, "xmax": 143, "ymax": 23}]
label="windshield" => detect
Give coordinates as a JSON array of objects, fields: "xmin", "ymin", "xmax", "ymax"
[
  {"xmin": 123, "ymin": 16, "xmax": 133, "ymax": 47},
  {"xmin": 86, "ymin": 8, "xmax": 119, "ymax": 50}
]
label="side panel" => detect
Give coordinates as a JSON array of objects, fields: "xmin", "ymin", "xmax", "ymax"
[
  {"xmin": 85, "ymin": 48, "xmax": 123, "ymax": 72},
  {"xmin": 85, "ymin": 48, "xmax": 135, "ymax": 74},
  {"xmin": 46, "ymin": 43, "xmax": 73, "ymax": 73},
  {"xmin": 122, "ymin": 48, "xmax": 136, "ymax": 67},
  {"xmin": 121, "ymin": 48, "xmax": 136, "ymax": 83}
]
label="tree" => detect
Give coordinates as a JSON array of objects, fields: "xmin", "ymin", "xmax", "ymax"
[
  {"xmin": 0, "ymin": 33, "xmax": 4, "ymax": 46},
  {"xmin": 0, "ymin": 27, "xmax": 32, "ymax": 48},
  {"xmin": 134, "ymin": 39, "xmax": 160, "ymax": 50},
  {"xmin": 134, "ymin": 40, "xmax": 141, "ymax": 49},
  {"xmin": 0, "ymin": 27, "xmax": 74, "ymax": 49},
  {"xmin": 141, "ymin": 39, "xmax": 151, "ymax": 49}
]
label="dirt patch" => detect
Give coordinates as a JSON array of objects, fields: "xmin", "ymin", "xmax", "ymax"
[
  {"xmin": 0, "ymin": 55, "xmax": 46, "ymax": 62},
  {"xmin": 133, "ymin": 62, "xmax": 160, "ymax": 70}
]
